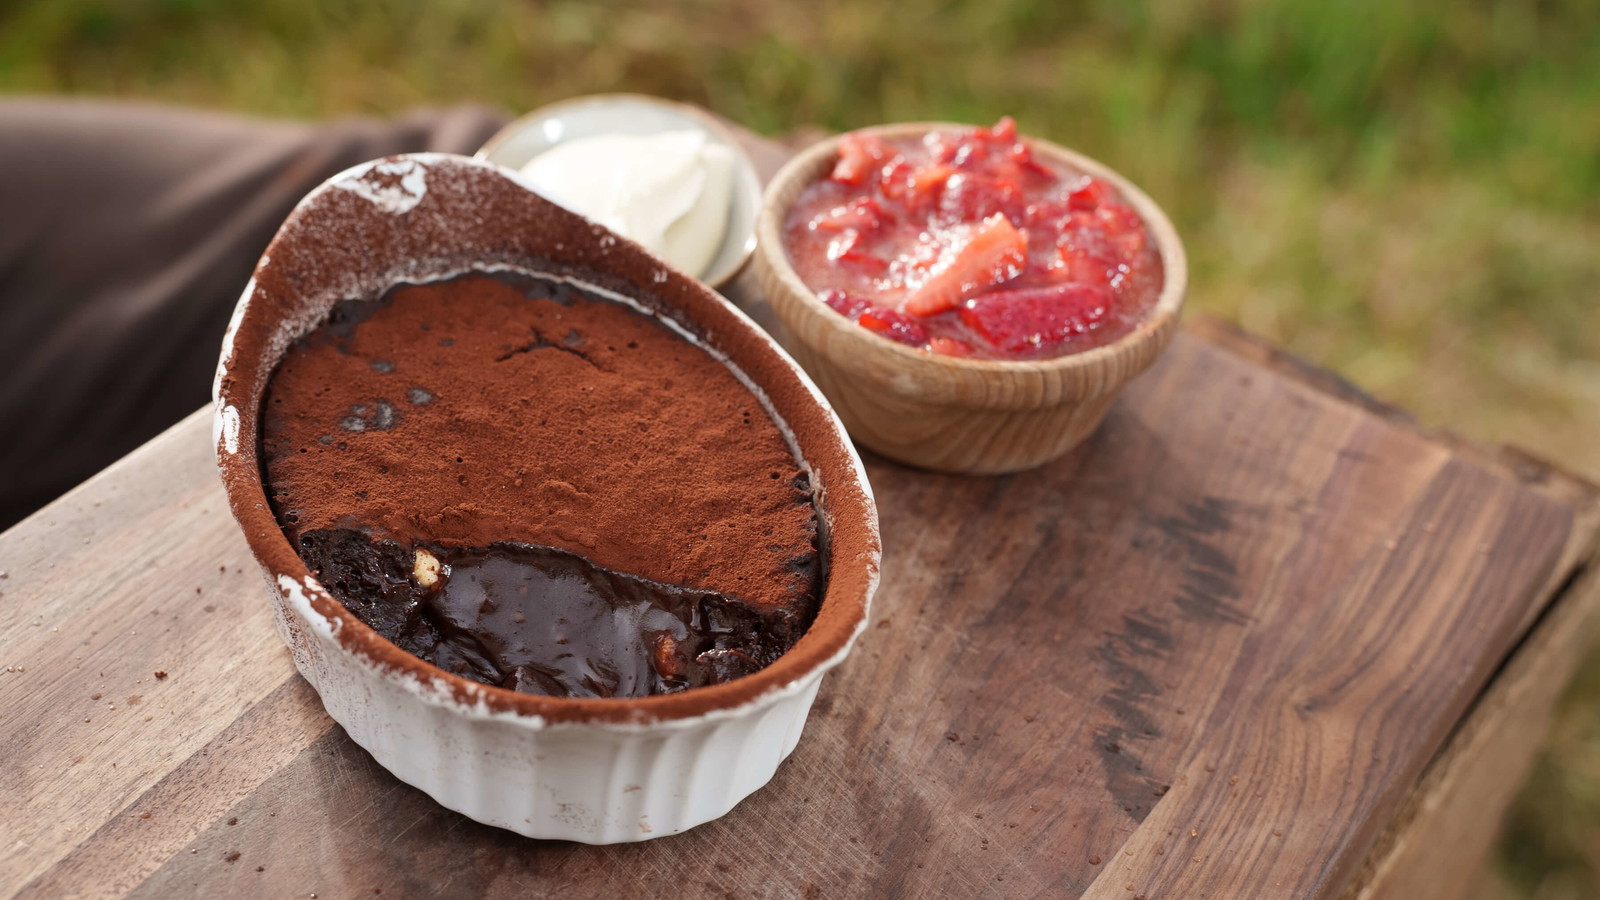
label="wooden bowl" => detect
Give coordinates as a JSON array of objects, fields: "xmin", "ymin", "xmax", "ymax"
[{"xmin": 754, "ymin": 123, "xmax": 1188, "ymax": 474}]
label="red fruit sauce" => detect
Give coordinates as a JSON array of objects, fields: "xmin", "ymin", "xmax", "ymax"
[{"xmin": 783, "ymin": 118, "xmax": 1164, "ymax": 361}]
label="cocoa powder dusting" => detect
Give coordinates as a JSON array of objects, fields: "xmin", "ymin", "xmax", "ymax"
[{"xmin": 262, "ymin": 270, "xmax": 818, "ymax": 615}]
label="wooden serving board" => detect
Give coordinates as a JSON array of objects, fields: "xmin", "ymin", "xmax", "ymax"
[{"xmin": 2, "ymin": 132, "xmax": 1597, "ymax": 900}]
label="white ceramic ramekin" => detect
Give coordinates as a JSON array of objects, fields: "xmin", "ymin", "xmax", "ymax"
[{"xmin": 214, "ymin": 153, "xmax": 880, "ymax": 843}]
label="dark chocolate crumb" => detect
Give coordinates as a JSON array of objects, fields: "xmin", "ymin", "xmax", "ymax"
[
  {"xmin": 945, "ymin": 732, "xmax": 959, "ymax": 742},
  {"xmin": 154, "ymin": 671, "xmax": 168, "ymax": 679},
  {"xmin": 256, "ymin": 866, "xmax": 265, "ymax": 873},
  {"xmin": 223, "ymin": 851, "xmax": 241, "ymax": 863},
  {"xmin": 227, "ymin": 817, "xmax": 238, "ymax": 826}
]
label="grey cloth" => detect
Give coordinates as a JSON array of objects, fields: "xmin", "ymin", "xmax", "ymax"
[{"xmin": 0, "ymin": 99, "xmax": 509, "ymax": 529}]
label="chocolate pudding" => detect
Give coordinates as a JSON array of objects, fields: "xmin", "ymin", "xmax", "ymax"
[{"xmin": 261, "ymin": 270, "xmax": 822, "ymax": 699}]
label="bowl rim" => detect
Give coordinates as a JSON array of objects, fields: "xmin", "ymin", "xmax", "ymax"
[
  {"xmin": 214, "ymin": 152, "xmax": 880, "ymax": 729},
  {"xmin": 755, "ymin": 121, "xmax": 1188, "ymax": 381},
  {"xmin": 475, "ymin": 92, "xmax": 763, "ymax": 289}
]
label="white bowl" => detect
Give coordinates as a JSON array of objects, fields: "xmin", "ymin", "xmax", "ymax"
[
  {"xmin": 213, "ymin": 153, "xmax": 880, "ymax": 843},
  {"xmin": 477, "ymin": 93, "xmax": 763, "ymax": 289}
]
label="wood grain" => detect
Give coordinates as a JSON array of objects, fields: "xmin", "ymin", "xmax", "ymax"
[
  {"xmin": 1186, "ymin": 314, "xmax": 1600, "ymax": 644},
  {"xmin": 2, "ymin": 128, "xmax": 1597, "ymax": 899},
  {"xmin": 3, "ymin": 323, "xmax": 1593, "ymax": 899},
  {"xmin": 1345, "ymin": 563, "xmax": 1600, "ymax": 900}
]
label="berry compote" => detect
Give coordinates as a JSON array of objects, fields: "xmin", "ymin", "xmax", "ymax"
[{"xmin": 783, "ymin": 118, "xmax": 1163, "ymax": 361}]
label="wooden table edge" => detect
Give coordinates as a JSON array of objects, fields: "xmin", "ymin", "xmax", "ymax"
[
  {"xmin": 1338, "ymin": 550, "xmax": 1600, "ymax": 899},
  {"xmin": 1187, "ymin": 313, "xmax": 1600, "ymax": 898}
]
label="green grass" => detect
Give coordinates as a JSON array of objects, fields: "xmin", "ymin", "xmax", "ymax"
[{"xmin": 3, "ymin": 0, "xmax": 1597, "ymax": 893}]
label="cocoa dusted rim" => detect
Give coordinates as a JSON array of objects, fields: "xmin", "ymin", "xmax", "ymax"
[{"xmin": 214, "ymin": 153, "xmax": 880, "ymax": 725}]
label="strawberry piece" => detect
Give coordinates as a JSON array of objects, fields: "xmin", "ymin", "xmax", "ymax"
[
  {"xmin": 1057, "ymin": 226, "xmax": 1124, "ymax": 290},
  {"xmin": 832, "ymin": 134, "xmax": 891, "ymax": 185},
  {"xmin": 928, "ymin": 336, "xmax": 976, "ymax": 357},
  {"xmin": 878, "ymin": 157, "xmax": 916, "ymax": 200},
  {"xmin": 946, "ymin": 117, "xmax": 1026, "ymax": 177},
  {"xmin": 912, "ymin": 163, "xmax": 957, "ymax": 196},
  {"xmin": 810, "ymin": 197, "xmax": 894, "ymax": 234},
  {"xmin": 925, "ymin": 130, "xmax": 960, "ymax": 165},
  {"xmin": 959, "ymin": 284, "xmax": 1111, "ymax": 354},
  {"xmin": 1006, "ymin": 137, "xmax": 1032, "ymax": 166},
  {"xmin": 949, "ymin": 140, "xmax": 991, "ymax": 171},
  {"xmin": 1031, "ymin": 183, "xmax": 1116, "ymax": 229},
  {"xmin": 1065, "ymin": 252, "xmax": 1123, "ymax": 291},
  {"xmin": 903, "ymin": 214, "xmax": 1027, "ymax": 316},
  {"xmin": 1024, "ymin": 196, "xmax": 1072, "ymax": 232},
  {"xmin": 904, "ymin": 163, "xmax": 957, "ymax": 215},
  {"xmin": 820, "ymin": 289, "xmax": 872, "ymax": 319},
  {"xmin": 1009, "ymin": 141, "xmax": 1054, "ymax": 179},
  {"xmin": 1115, "ymin": 230, "xmax": 1148, "ymax": 265},
  {"xmin": 940, "ymin": 173, "xmax": 1025, "ymax": 225},
  {"xmin": 858, "ymin": 308, "xmax": 930, "ymax": 347},
  {"xmin": 1095, "ymin": 201, "xmax": 1143, "ymax": 236},
  {"xmin": 826, "ymin": 229, "xmax": 887, "ymax": 272},
  {"xmin": 1066, "ymin": 177, "xmax": 1115, "ymax": 212}
]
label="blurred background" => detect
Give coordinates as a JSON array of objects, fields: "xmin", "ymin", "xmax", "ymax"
[{"xmin": 1, "ymin": 0, "xmax": 1594, "ymax": 894}]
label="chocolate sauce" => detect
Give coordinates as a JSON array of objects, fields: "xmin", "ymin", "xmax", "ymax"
[{"xmin": 297, "ymin": 530, "xmax": 792, "ymax": 698}]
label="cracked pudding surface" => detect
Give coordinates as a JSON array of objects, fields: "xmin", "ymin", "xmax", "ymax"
[{"xmin": 260, "ymin": 270, "xmax": 822, "ymax": 698}]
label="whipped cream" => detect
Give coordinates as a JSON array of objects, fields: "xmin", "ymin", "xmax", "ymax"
[{"xmin": 519, "ymin": 130, "xmax": 733, "ymax": 279}]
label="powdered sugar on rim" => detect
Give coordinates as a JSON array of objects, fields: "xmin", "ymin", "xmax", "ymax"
[
  {"xmin": 216, "ymin": 404, "xmax": 241, "ymax": 455},
  {"xmin": 331, "ymin": 158, "xmax": 430, "ymax": 214}
]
